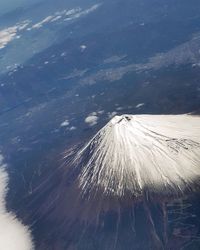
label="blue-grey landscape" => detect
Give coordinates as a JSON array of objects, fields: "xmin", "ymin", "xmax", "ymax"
[{"xmin": 0, "ymin": 0, "xmax": 200, "ymax": 249}]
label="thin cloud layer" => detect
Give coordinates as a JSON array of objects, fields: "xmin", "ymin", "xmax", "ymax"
[
  {"xmin": 0, "ymin": 21, "xmax": 30, "ymax": 50},
  {"xmin": 29, "ymin": 4, "xmax": 102, "ymax": 30},
  {"xmin": 0, "ymin": 26, "xmax": 18, "ymax": 49},
  {"xmin": 0, "ymin": 156, "xmax": 34, "ymax": 250}
]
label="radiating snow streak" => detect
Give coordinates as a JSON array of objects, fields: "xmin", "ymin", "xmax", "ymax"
[{"xmin": 74, "ymin": 115, "xmax": 200, "ymax": 198}]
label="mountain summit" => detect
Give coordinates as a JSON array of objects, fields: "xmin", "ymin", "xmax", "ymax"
[
  {"xmin": 33, "ymin": 114, "xmax": 200, "ymax": 249},
  {"xmin": 72, "ymin": 114, "xmax": 200, "ymax": 200}
]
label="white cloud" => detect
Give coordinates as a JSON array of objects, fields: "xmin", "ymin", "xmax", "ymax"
[
  {"xmin": 0, "ymin": 213, "xmax": 34, "ymax": 250},
  {"xmin": 0, "ymin": 3, "xmax": 101, "ymax": 50},
  {"xmin": 0, "ymin": 156, "xmax": 7, "ymax": 212},
  {"xmin": 60, "ymin": 52, "xmax": 66, "ymax": 57},
  {"xmin": 60, "ymin": 119, "xmax": 70, "ymax": 127},
  {"xmin": 31, "ymin": 16, "xmax": 54, "ymax": 29},
  {"xmin": 80, "ymin": 45, "xmax": 87, "ymax": 52},
  {"xmin": 28, "ymin": 4, "xmax": 101, "ymax": 30},
  {"xmin": 135, "ymin": 103, "xmax": 145, "ymax": 108},
  {"xmin": 81, "ymin": 3, "xmax": 101, "ymax": 15},
  {"xmin": 64, "ymin": 7, "xmax": 81, "ymax": 17},
  {"xmin": 85, "ymin": 115, "xmax": 99, "ymax": 126},
  {"xmin": 90, "ymin": 112, "xmax": 97, "ymax": 116},
  {"xmin": 0, "ymin": 21, "xmax": 30, "ymax": 50},
  {"xmin": 17, "ymin": 21, "xmax": 30, "ymax": 31},
  {"xmin": 108, "ymin": 111, "xmax": 118, "ymax": 119},
  {"xmin": 69, "ymin": 126, "xmax": 76, "ymax": 131},
  {"xmin": 98, "ymin": 110, "xmax": 104, "ymax": 115},
  {"xmin": 116, "ymin": 107, "xmax": 123, "ymax": 111},
  {"xmin": 0, "ymin": 26, "xmax": 18, "ymax": 49},
  {"xmin": 0, "ymin": 155, "xmax": 34, "ymax": 250},
  {"xmin": 64, "ymin": 4, "xmax": 101, "ymax": 21},
  {"xmin": 50, "ymin": 15, "xmax": 62, "ymax": 22}
]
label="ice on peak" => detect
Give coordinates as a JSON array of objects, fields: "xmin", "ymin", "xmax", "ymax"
[
  {"xmin": 110, "ymin": 114, "xmax": 132, "ymax": 125},
  {"xmin": 72, "ymin": 114, "xmax": 200, "ymax": 199}
]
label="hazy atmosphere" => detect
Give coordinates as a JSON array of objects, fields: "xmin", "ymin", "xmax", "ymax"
[{"xmin": 0, "ymin": 0, "xmax": 200, "ymax": 249}]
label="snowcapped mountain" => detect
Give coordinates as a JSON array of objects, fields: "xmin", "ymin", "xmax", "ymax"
[{"xmin": 66, "ymin": 114, "xmax": 200, "ymax": 205}]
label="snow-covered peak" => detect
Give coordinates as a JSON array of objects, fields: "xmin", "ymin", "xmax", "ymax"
[{"xmin": 71, "ymin": 114, "xmax": 200, "ymax": 199}]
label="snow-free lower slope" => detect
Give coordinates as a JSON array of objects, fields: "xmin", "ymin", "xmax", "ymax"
[{"xmin": 73, "ymin": 115, "xmax": 200, "ymax": 198}]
